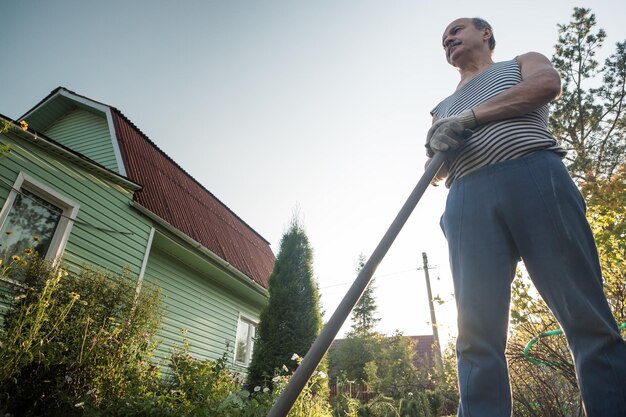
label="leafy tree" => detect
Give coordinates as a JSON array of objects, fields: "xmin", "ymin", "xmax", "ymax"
[
  {"xmin": 247, "ymin": 218, "xmax": 324, "ymax": 388},
  {"xmin": 328, "ymin": 333, "xmax": 380, "ymax": 384},
  {"xmin": 364, "ymin": 331, "xmax": 418, "ymax": 399},
  {"xmin": 581, "ymin": 165, "xmax": 626, "ymax": 324},
  {"xmin": 550, "ymin": 7, "xmax": 626, "ymax": 183}
]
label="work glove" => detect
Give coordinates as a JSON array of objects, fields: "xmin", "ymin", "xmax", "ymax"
[{"xmin": 425, "ymin": 109, "xmax": 477, "ymax": 157}]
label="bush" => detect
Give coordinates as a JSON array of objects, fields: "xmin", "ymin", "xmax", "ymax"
[
  {"xmin": 0, "ymin": 256, "xmax": 162, "ymax": 416},
  {"xmin": 0, "ymin": 256, "xmax": 332, "ymax": 417}
]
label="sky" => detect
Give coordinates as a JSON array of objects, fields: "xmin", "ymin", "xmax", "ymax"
[{"xmin": 1, "ymin": 0, "xmax": 624, "ymax": 347}]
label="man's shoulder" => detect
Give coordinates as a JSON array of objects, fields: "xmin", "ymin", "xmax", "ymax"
[{"xmin": 514, "ymin": 52, "xmax": 552, "ymax": 66}]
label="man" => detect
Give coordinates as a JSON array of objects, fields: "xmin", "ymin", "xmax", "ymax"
[{"xmin": 426, "ymin": 17, "xmax": 626, "ymax": 417}]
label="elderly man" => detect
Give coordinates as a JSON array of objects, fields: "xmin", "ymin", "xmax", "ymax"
[{"xmin": 426, "ymin": 17, "xmax": 626, "ymax": 417}]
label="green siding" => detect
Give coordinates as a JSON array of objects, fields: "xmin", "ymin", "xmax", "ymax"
[
  {"xmin": 0, "ymin": 128, "xmax": 267, "ymax": 376},
  {"xmin": 0, "ymin": 132, "xmax": 152, "ymax": 277},
  {"xmin": 44, "ymin": 108, "xmax": 120, "ymax": 172},
  {"xmin": 143, "ymin": 246, "xmax": 262, "ymax": 373}
]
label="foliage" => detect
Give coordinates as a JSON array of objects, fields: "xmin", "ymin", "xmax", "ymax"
[
  {"xmin": 0, "ymin": 255, "xmax": 334, "ymax": 417},
  {"xmin": 550, "ymin": 7, "xmax": 626, "ymax": 183},
  {"xmin": 247, "ymin": 217, "xmax": 325, "ymax": 389},
  {"xmin": 220, "ymin": 354, "xmax": 331, "ymax": 417},
  {"xmin": 0, "ymin": 120, "xmax": 12, "ymax": 156},
  {"xmin": 364, "ymin": 332, "xmax": 419, "ymax": 399},
  {"xmin": 165, "ymin": 334, "xmax": 239, "ymax": 415},
  {"xmin": 0, "ymin": 256, "xmax": 162, "ymax": 416},
  {"xmin": 581, "ymin": 165, "xmax": 626, "ymax": 324},
  {"xmin": 329, "ymin": 333, "xmax": 381, "ymax": 383}
]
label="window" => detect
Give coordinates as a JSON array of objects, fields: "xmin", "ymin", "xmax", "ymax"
[
  {"xmin": 234, "ymin": 317, "xmax": 257, "ymax": 366},
  {"xmin": 0, "ymin": 173, "xmax": 78, "ymax": 268}
]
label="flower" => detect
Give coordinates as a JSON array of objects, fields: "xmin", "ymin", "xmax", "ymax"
[
  {"xmin": 11, "ymin": 255, "xmax": 20, "ymax": 262},
  {"xmin": 408, "ymin": 392, "xmax": 414, "ymax": 397},
  {"xmin": 23, "ymin": 248, "xmax": 34, "ymax": 256},
  {"xmin": 291, "ymin": 353, "xmax": 300, "ymax": 361},
  {"xmin": 5, "ymin": 230, "xmax": 13, "ymax": 236},
  {"xmin": 263, "ymin": 387, "xmax": 270, "ymax": 393},
  {"xmin": 32, "ymin": 235, "xmax": 40, "ymax": 242},
  {"xmin": 282, "ymin": 364, "xmax": 289, "ymax": 373},
  {"xmin": 272, "ymin": 376, "xmax": 281, "ymax": 383},
  {"xmin": 14, "ymin": 293, "xmax": 26, "ymax": 300},
  {"xmin": 142, "ymin": 332, "xmax": 150, "ymax": 339},
  {"xmin": 19, "ymin": 120, "xmax": 28, "ymax": 131},
  {"xmin": 317, "ymin": 371, "xmax": 327, "ymax": 379},
  {"xmin": 69, "ymin": 292, "xmax": 80, "ymax": 300},
  {"xmin": 254, "ymin": 386, "xmax": 261, "ymax": 392}
]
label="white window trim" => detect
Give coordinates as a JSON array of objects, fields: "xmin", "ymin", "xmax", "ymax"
[
  {"xmin": 0, "ymin": 172, "xmax": 79, "ymax": 264},
  {"xmin": 233, "ymin": 315, "xmax": 258, "ymax": 367}
]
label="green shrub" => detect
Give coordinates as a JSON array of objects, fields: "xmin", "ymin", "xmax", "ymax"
[
  {"xmin": 0, "ymin": 256, "xmax": 333, "ymax": 417},
  {"xmin": 0, "ymin": 256, "xmax": 162, "ymax": 416}
]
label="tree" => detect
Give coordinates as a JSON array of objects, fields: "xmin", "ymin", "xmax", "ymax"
[
  {"xmin": 506, "ymin": 8, "xmax": 626, "ymax": 415},
  {"xmin": 550, "ymin": 7, "xmax": 626, "ymax": 183},
  {"xmin": 349, "ymin": 254, "xmax": 380, "ymax": 336},
  {"xmin": 247, "ymin": 218, "xmax": 324, "ymax": 388},
  {"xmin": 328, "ymin": 255, "xmax": 380, "ymax": 384},
  {"xmin": 364, "ymin": 331, "xmax": 418, "ymax": 399}
]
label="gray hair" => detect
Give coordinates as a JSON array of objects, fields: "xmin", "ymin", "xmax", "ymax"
[{"xmin": 472, "ymin": 17, "xmax": 496, "ymax": 51}]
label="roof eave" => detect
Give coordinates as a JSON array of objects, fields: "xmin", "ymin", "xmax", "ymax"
[{"xmin": 131, "ymin": 200, "xmax": 269, "ymax": 296}]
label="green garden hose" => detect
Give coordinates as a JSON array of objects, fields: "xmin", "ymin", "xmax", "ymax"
[{"xmin": 524, "ymin": 322, "xmax": 626, "ymax": 366}]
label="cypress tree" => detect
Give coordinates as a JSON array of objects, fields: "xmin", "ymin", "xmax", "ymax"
[{"xmin": 247, "ymin": 218, "xmax": 323, "ymax": 388}]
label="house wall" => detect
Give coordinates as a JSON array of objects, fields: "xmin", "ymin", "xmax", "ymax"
[
  {"xmin": 44, "ymin": 108, "xmax": 120, "ymax": 173},
  {"xmin": 143, "ymin": 239, "xmax": 263, "ymax": 375},
  {"xmin": 0, "ymin": 130, "xmax": 152, "ymax": 315}
]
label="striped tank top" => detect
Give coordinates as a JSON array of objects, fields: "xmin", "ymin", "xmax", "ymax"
[{"xmin": 430, "ymin": 57, "xmax": 566, "ymax": 187}]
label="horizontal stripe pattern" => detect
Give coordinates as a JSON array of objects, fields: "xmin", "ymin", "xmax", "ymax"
[{"xmin": 431, "ymin": 58, "xmax": 566, "ymax": 187}]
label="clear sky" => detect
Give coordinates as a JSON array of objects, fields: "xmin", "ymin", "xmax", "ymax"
[{"xmin": 1, "ymin": 0, "xmax": 624, "ymax": 346}]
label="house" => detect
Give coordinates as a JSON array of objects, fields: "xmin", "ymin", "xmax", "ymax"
[{"xmin": 0, "ymin": 87, "xmax": 274, "ymax": 374}]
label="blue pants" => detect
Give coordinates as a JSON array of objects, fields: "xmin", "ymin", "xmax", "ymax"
[{"xmin": 441, "ymin": 151, "xmax": 626, "ymax": 417}]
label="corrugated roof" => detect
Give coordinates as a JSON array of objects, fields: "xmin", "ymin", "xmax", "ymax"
[{"xmin": 110, "ymin": 109, "xmax": 274, "ymax": 289}]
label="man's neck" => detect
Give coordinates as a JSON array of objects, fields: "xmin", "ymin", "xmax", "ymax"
[{"xmin": 456, "ymin": 57, "xmax": 495, "ymax": 89}]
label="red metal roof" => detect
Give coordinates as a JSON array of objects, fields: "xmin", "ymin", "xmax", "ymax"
[{"xmin": 109, "ymin": 109, "xmax": 274, "ymax": 289}]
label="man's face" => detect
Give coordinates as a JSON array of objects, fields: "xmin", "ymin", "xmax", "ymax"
[{"xmin": 441, "ymin": 18, "xmax": 486, "ymax": 66}]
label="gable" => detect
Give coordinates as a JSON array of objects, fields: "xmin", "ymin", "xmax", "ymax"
[{"xmin": 44, "ymin": 108, "xmax": 120, "ymax": 172}]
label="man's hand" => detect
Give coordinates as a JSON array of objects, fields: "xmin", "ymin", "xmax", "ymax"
[{"xmin": 425, "ymin": 109, "xmax": 477, "ymax": 157}]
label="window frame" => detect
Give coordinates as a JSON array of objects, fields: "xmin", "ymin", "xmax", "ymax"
[
  {"xmin": 233, "ymin": 315, "xmax": 258, "ymax": 367},
  {"xmin": 0, "ymin": 172, "xmax": 79, "ymax": 267}
]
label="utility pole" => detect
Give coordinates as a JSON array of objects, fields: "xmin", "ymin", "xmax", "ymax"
[{"xmin": 421, "ymin": 252, "xmax": 444, "ymax": 377}]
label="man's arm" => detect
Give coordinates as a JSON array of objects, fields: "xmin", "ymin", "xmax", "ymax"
[{"xmin": 472, "ymin": 52, "xmax": 561, "ymax": 124}]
